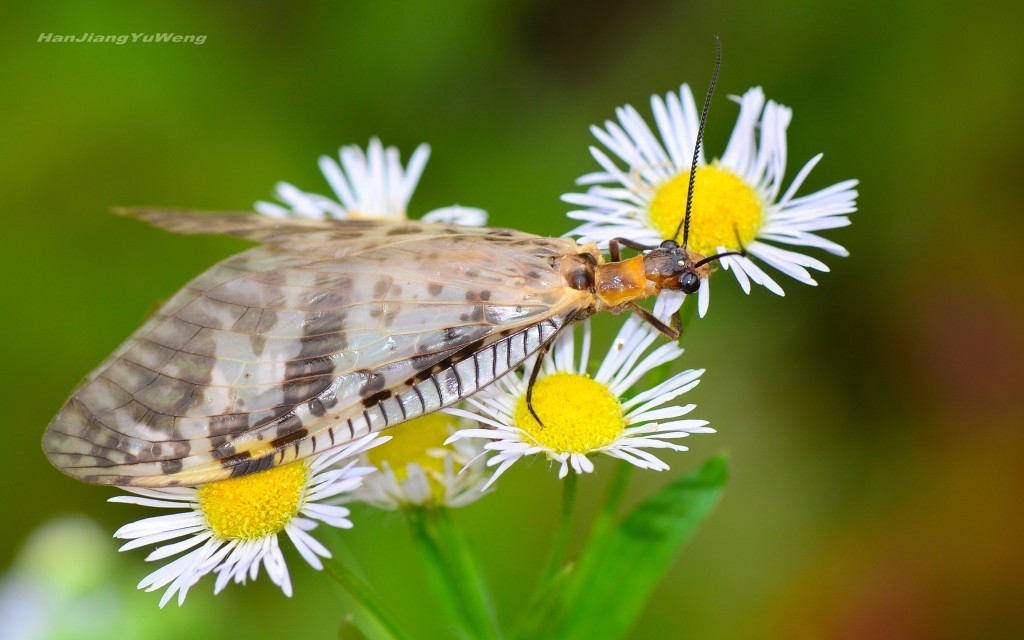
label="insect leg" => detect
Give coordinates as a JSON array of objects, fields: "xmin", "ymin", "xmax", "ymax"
[
  {"xmin": 524, "ymin": 311, "xmax": 583, "ymax": 427},
  {"xmin": 625, "ymin": 302, "xmax": 681, "ymax": 340},
  {"xmin": 609, "ymin": 237, "xmax": 658, "ymax": 261},
  {"xmin": 525, "ymin": 339, "xmax": 552, "ymax": 427}
]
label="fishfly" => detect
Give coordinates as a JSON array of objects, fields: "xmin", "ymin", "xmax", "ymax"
[{"xmin": 44, "ymin": 41, "xmax": 737, "ymax": 488}]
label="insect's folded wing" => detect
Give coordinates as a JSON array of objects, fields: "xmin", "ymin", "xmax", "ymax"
[
  {"xmin": 116, "ymin": 208, "xmax": 378, "ymax": 244},
  {"xmin": 116, "ymin": 209, "xmax": 545, "ymax": 257},
  {"xmin": 44, "ymin": 232, "xmax": 586, "ymax": 487}
]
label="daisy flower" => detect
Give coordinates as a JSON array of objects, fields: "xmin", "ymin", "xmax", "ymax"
[
  {"xmin": 354, "ymin": 413, "xmax": 490, "ymax": 509},
  {"xmin": 563, "ymin": 85, "xmax": 858, "ymax": 316},
  {"xmin": 255, "ymin": 137, "xmax": 487, "ymax": 225},
  {"xmin": 445, "ymin": 316, "xmax": 712, "ymax": 487},
  {"xmin": 109, "ymin": 434, "xmax": 385, "ymax": 607}
]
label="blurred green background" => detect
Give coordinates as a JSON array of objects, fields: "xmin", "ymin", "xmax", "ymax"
[{"xmin": 2, "ymin": 1, "xmax": 1022, "ymax": 638}]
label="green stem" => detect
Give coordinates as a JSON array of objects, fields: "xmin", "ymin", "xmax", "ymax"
[
  {"xmin": 541, "ymin": 461, "xmax": 633, "ymax": 633},
  {"xmin": 408, "ymin": 508, "xmax": 502, "ymax": 640},
  {"xmin": 512, "ymin": 474, "xmax": 580, "ymax": 639},
  {"xmin": 592, "ymin": 461, "xmax": 633, "ymax": 540},
  {"xmin": 323, "ymin": 555, "xmax": 410, "ymax": 640},
  {"xmin": 407, "ymin": 511, "xmax": 467, "ymax": 637},
  {"xmin": 539, "ymin": 472, "xmax": 578, "ymax": 585},
  {"xmin": 434, "ymin": 509, "xmax": 502, "ymax": 639}
]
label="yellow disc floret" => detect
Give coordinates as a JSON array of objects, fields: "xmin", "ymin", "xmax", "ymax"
[
  {"xmin": 513, "ymin": 372, "xmax": 624, "ymax": 453},
  {"xmin": 366, "ymin": 413, "xmax": 454, "ymax": 501},
  {"xmin": 198, "ymin": 461, "xmax": 308, "ymax": 541},
  {"xmin": 649, "ymin": 164, "xmax": 764, "ymax": 256}
]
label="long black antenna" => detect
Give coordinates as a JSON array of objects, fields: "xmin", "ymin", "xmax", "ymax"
[{"xmin": 675, "ymin": 35, "xmax": 722, "ymax": 248}]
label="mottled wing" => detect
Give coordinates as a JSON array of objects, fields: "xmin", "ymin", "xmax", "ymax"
[{"xmin": 45, "ymin": 214, "xmax": 590, "ymax": 487}]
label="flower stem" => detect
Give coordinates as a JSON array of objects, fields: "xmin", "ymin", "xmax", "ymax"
[
  {"xmin": 514, "ymin": 463, "xmax": 633, "ymax": 638},
  {"xmin": 407, "ymin": 508, "xmax": 502, "ymax": 640},
  {"xmin": 323, "ymin": 555, "xmax": 410, "ymax": 640},
  {"xmin": 512, "ymin": 473, "xmax": 580, "ymax": 639},
  {"xmin": 539, "ymin": 471, "xmax": 578, "ymax": 585},
  {"xmin": 594, "ymin": 460, "xmax": 634, "ymax": 538}
]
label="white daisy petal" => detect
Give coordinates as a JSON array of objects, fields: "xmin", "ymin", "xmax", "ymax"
[
  {"xmin": 747, "ymin": 243, "xmax": 817, "ymax": 285},
  {"xmin": 698, "ymin": 278, "xmax": 711, "ymax": 317},
  {"xmin": 622, "ymin": 370, "xmax": 702, "ymax": 413},
  {"xmin": 563, "ymin": 83, "xmax": 857, "ymax": 310},
  {"xmin": 733, "ymin": 256, "xmax": 786, "ymax": 296},
  {"xmin": 108, "ymin": 496, "xmax": 195, "ymax": 510},
  {"xmin": 483, "ymin": 456, "xmax": 520, "ymax": 490},
  {"xmin": 720, "ymin": 252, "xmax": 752, "ymax": 294},
  {"xmin": 653, "ymin": 289, "xmax": 686, "ymax": 322},
  {"xmin": 398, "ymin": 143, "xmax": 431, "ymax": 205},
  {"xmin": 109, "ymin": 435, "xmax": 379, "ymax": 605},
  {"xmin": 721, "ymin": 87, "xmax": 765, "ymax": 177},
  {"xmin": 255, "ymin": 139, "xmax": 485, "ymax": 225},
  {"xmin": 144, "ymin": 532, "xmax": 213, "ymax": 562},
  {"xmin": 451, "ymin": 320, "xmax": 709, "ymax": 480},
  {"xmin": 421, "ymin": 205, "xmax": 488, "ymax": 226},
  {"xmin": 354, "ymin": 412, "xmax": 491, "ymax": 509},
  {"xmin": 117, "ymin": 524, "xmax": 209, "ymax": 552},
  {"xmin": 319, "ymin": 155, "xmax": 357, "ymax": 211},
  {"xmin": 285, "ymin": 525, "xmax": 330, "ymax": 570}
]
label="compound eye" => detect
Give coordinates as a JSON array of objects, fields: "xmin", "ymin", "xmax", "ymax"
[
  {"xmin": 680, "ymin": 271, "xmax": 700, "ymax": 294},
  {"xmin": 660, "ymin": 239, "xmax": 678, "ymax": 249}
]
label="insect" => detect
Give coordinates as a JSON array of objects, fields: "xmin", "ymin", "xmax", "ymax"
[{"xmin": 44, "ymin": 40, "xmax": 738, "ymax": 488}]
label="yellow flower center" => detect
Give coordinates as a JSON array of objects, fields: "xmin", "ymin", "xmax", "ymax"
[
  {"xmin": 197, "ymin": 461, "xmax": 308, "ymax": 540},
  {"xmin": 513, "ymin": 372, "xmax": 624, "ymax": 454},
  {"xmin": 366, "ymin": 413, "xmax": 454, "ymax": 501},
  {"xmin": 649, "ymin": 164, "xmax": 763, "ymax": 256}
]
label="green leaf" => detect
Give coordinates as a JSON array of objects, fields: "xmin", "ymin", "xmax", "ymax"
[{"xmin": 553, "ymin": 455, "xmax": 729, "ymax": 639}]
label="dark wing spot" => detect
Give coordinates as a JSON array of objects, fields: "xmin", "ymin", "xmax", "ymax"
[
  {"xmin": 249, "ymin": 334, "xmax": 268, "ymax": 356},
  {"xmin": 308, "ymin": 398, "xmax": 326, "ymax": 417},
  {"xmin": 362, "ymin": 389, "xmax": 393, "ymax": 407},
  {"xmin": 386, "ymin": 225, "xmax": 423, "ymax": 235},
  {"xmin": 208, "ymin": 413, "xmax": 251, "ymax": 437},
  {"xmin": 219, "ymin": 450, "xmax": 252, "ymax": 468},
  {"xmin": 260, "ymin": 270, "xmax": 289, "ymax": 286},
  {"xmin": 315, "ymin": 274, "xmax": 354, "ymax": 290},
  {"xmin": 161, "ymin": 459, "xmax": 183, "ymax": 475},
  {"xmin": 410, "ymin": 338, "xmax": 488, "ymax": 382},
  {"xmin": 373, "ymin": 278, "xmax": 391, "ymax": 298},
  {"xmin": 358, "ymin": 370, "xmax": 386, "ymax": 396},
  {"xmin": 271, "ymin": 428, "xmax": 309, "ymax": 450},
  {"xmin": 428, "ymin": 283, "xmax": 444, "ymax": 296},
  {"xmin": 302, "ymin": 291, "xmax": 351, "ymax": 310},
  {"xmin": 302, "ymin": 311, "xmax": 348, "ymax": 340}
]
